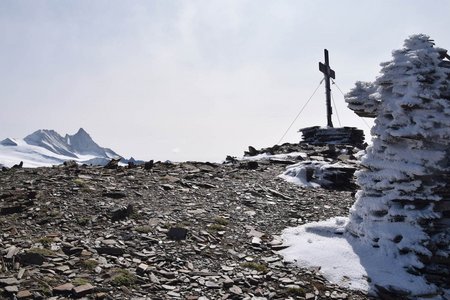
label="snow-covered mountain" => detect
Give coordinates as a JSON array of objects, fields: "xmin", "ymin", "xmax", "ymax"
[
  {"xmin": 24, "ymin": 129, "xmax": 78, "ymax": 158},
  {"xmin": 0, "ymin": 128, "xmax": 124, "ymax": 168},
  {"xmin": 65, "ymin": 128, "xmax": 118, "ymax": 158}
]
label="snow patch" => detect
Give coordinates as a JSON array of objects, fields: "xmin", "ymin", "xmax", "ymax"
[
  {"xmin": 279, "ymin": 160, "xmax": 354, "ymax": 188},
  {"xmin": 280, "ymin": 217, "xmax": 445, "ymax": 298},
  {"xmin": 241, "ymin": 152, "xmax": 307, "ymax": 161}
]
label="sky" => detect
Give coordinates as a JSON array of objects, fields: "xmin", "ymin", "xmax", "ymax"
[{"xmin": 1, "ymin": 0, "xmax": 449, "ymax": 162}]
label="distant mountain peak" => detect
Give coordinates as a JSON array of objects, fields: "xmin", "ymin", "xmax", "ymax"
[
  {"xmin": 0, "ymin": 138, "xmax": 18, "ymax": 146},
  {"xmin": 65, "ymin": 128, "xmax": 118, "ymax": 157},
  {"xmin": 0, "ymin": 128, "xmax": 127, "ymax": 168},
  {"xmin": 75, "ymin": 127, "xmax": 89, "ymax": 136},
  {"xmin": 24, "ymin": 129, "xmax": 77, "ymax": 158}
]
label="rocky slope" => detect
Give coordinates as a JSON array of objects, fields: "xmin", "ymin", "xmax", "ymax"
[{"xmin": 0, "ymin": 144, "xmax": 371, "ymax": 300}]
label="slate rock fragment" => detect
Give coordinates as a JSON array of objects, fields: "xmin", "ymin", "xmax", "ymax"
[
  {"xmin": 0, "ymin": 277, "xmax": 19, "ymax": 286},
  {"xmin": 167, "ymin": 227, "xmax": 188, "ymax": 241},
  {"xmin": 95, "ymin": 247, "xmax": 125, "ymax": 256},
  {"xmin": 12, "ymin": 161, "xmax": 23, "ymax": 169},
  {"xmin": 1, "ymin": 204, "xmax": 24, "ymax": 215},
  {"xmin": 103, "ymin": 191, "xmax": 127, "ymax": 199},
  {"xmin": 73, "ymin": 283, "xmax": 95, "ymax": 297},
  {"xmin": 17, "ymin": 252, "xmax": 45, "ymax": 266},
  {"xmin": 104, "ymin": 158, "xmax": 120, "ymax": 169},
  {"xmin": 144, "ymin": 160, "xmax": 154, "ymax": 170},
  {"xmin": 240, "ymin": 161, "xmax": 258, "ymax": 170},
  {"xmin": 245, "ymin": 146, "xmax": 259, "ymax": 157},
  {"xmin": 53, "ymin": 283, "xmax": 75, "ymax": 295},
  {"xmin": 63, "ymin": 160, "xmax": 78, "ymax": 168},
  {"xmin": 111, "ymin": 204, "xmax": 133, "ymax": 221},
  {"xmin": 4, "ymin": 285, "xmax": 19, "ymax": 293},
  {"xmin": 16, "ymin": 290, "xmax": 33, "ymax": 299},
  {"xmin": 62, "ymin": 246, "xmax": 84, "ymax": 256}
]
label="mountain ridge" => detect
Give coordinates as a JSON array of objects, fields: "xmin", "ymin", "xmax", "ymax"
[{"xmin": 0, "ymin": 128, "xmax": 128, "ymax": 168}]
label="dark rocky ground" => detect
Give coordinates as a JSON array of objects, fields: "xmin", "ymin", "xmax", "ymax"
[{"xmin": 0, "ymin": 144, "xmax": 373, "ymax": 300}]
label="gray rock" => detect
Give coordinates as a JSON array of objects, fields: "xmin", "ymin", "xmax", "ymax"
[
  {"xmin": 205, "ymin": 281, "xmax": 220, "ymax": 289},
  {"xmin": 136, "ymin": 263, "xmax": 148, "ymax": 275},
  {"xmin": 4, "ymin": 285, "xmax": 19, "ymax": 293},
  {"xmin": 229, "ymin": 285, "xmax": 243, "ymax": 295},
  {"xmin": 0, "ymin": 277, "xmax": 19, "ymax": 285}
]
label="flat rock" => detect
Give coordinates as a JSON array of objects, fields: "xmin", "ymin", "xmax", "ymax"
[
  {"xmin": 16, "ymin": 290, "xmax": 33, "ymax": 299},
  {"xmin": 4, "ymin": 285, "xmax": 19, "ymax": 293},
  {"xmin": 205, "ymin": 281, "xmax": 220, "ymax": 288},
  {"xmin": 5, "ymin": 245, "xmax": 19, "ymax": 259},
  {"xmin": 73, "ymin": 283, "xmax": 95, "ymax": 296},
  {"xmin": 162, "ymin": 284, "xmax": 176, "ymax": 291},
  {"xmin": 17, "ymin": 252, "xmax": 45, "ymax": 266},
  {"xmin": 0, "ymin": 277, "xmax": 19, "ymax": 285},
  {"xmin": 229, "ymin": 285, "xmax": 242, "ymax": 295},
  {"xmin": 53, "ymin": 283, "xmax": 75, "ymax": 294}
]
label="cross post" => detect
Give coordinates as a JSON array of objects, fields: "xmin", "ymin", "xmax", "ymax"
[{"xmin": 319, "ymin": 49, "xmax": 335, "ymax": 128}]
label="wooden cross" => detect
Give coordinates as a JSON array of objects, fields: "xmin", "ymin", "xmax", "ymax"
[{"xmin": 319, "ymin": 49, "xmax": 335, "ymax": 128}]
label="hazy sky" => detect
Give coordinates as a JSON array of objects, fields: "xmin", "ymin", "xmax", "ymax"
[{"xmin": 1, "ymin": 1, "xmax": 449, "ymax": 162}]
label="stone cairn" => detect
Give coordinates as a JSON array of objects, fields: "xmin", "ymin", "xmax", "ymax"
[
  {"xmin": 345, "ymin": 34, "xmax": 450, "ymax": 295},
  {"xmin": 299, "ymin": 126, "xmax": 365, "ymax": 149}
]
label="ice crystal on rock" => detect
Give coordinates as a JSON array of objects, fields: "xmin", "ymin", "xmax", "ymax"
[{"xmin": 346, "ymin": 34, "xmax": 450, "ymax": 296}]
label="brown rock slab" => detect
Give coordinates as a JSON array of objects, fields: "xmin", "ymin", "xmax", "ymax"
[
  {"xmin": 95, "ymin": 292, "xmax": 109, "ymax": 299},
  {"xmin": 73, "ymin": 283, "xmax": 95, "ymax": 297},
  {"xmin": 17, "ymin": 290, "xmax": 33, "ymax": 299},
  {"xmin": 53, "ymin": 283, "xmax": 75, "ymax": 294}
]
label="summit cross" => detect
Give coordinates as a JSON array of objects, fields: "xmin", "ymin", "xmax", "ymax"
[{"xmin": 319, "ymin": 49, "xmax": 336, "ymax": 128}]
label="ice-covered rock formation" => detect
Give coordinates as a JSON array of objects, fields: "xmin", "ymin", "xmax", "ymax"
[
  {"xmin": 346, "ymin": 34, "xmax": 450, "ymax": 295},
  {"xmin": 345, "ymin": 81, "xmax": 379, "ymax": 118}
]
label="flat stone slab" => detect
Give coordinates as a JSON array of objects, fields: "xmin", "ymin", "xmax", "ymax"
[{"xmin": 73, "ymin": 283, "xmax": 95, "ymax": 296}]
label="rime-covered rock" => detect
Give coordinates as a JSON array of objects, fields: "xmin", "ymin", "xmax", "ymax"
[
  {"xmin": 346, "ymin": 34, "xmax": 450, "ymax": 295},
  {"xmin": 345, "ymin": 81, "xmax": 379, "ymax": 118}
]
